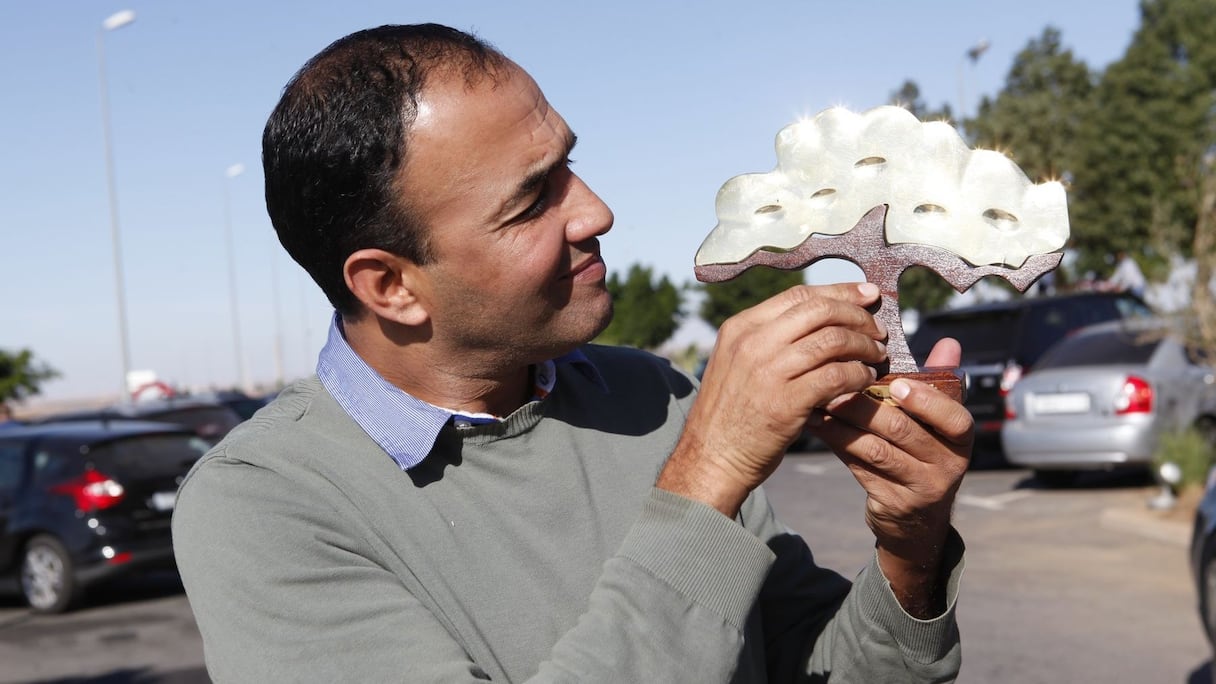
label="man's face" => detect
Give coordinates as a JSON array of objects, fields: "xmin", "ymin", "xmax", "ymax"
[{"xmin": 401, "ymin": 61, "xmax": 614, "ymax": 365}]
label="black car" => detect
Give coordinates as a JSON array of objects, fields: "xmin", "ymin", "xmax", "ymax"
[
  {"xmin": 200, "ymin": 390, "xmax": 276, "ymax": 422},
  {"xmin": 0, "ymin": 421, "xmax": 208, "ymax": 612},
  {"xmin": 40, "ymin": 397, "xmax": 244, "ymax": 446},
  {"xmin": 908, "ymin": 291, "xmax": 1152, "ymax": 458}
]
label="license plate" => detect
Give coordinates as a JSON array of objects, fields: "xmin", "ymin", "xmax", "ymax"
[
  {"xmin": 1030, "ymin": 392, "xmax": 1091, "ymax": 415},
  {"xmin": 149, "ymin": 491, "xmax": 177, "ymax": 511}
]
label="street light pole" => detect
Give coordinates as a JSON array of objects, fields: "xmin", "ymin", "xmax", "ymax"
[
  {"xmin": 223, "ymin": 163, "xmax": 250, "ymax": 393},
  {"xmin": 98, "ymin": 9, "xmax": 136, "ymax": 403}
]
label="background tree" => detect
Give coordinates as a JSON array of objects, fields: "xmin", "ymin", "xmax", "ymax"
[
  {"xmin": 0, "ymin": 348, "xmax": 60, "ymax": 403},
  {"xmin": 698, "ymin": 266, "xmax": 803, "ymax": 329},
  {"xmin": 595, "ymin": 263, "xmax": 683, "ymax": 349},
  {"xmin": 889, "ymin": 80, "xmax": 958, "ymax": 313},
  {"xmin": 969, "ymin": 27, "xmax": 1095, "ymax": 184},
  {"xmin": 1191, "ymin": 158, "xmax": 1216, "ymax": 357},
  {"xmin": 889, "ymin": 80, "xmax": 954, "ymax": 123},
  {"xmin": 1070, "ymin": 0, "xmax": 1216, "ymax": 278}
]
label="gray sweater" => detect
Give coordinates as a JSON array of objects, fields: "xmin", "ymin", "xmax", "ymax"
[{"xmin": 173, "ymin": 345, "xmax": 963, "ymax": 682}]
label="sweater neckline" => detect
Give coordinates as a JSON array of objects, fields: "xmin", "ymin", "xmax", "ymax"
[{"xmin": 451, "ymin": 399, "xmax": 547, "ymax": 443}]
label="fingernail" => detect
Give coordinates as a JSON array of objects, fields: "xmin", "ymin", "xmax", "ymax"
[
  {"xmin": 875, "ymin": 340, "xmax": 887, "ymax": 357},
  {"xmin": 890, "ymin": 379, "xmax": 910, "ymax": 400},
  {"xmin": 858, "ymin": 282, "xmax": 879, "ymax": 299},
  {"xmin": 875, "ymin": 318, "xmax": 888, "ymax": 339}
]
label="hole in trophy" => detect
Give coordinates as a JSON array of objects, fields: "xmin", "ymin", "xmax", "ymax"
[
  {"xmin": 809, "ymin": 188, "xmax": 836, "ymax": 207},
  {"xmin": 983, "ymin": 208, "xmax": 1019, "ymax": 228},
  {"xmin": 914, "ymin": 203, "xmax": 947, "ymax": 214},
  {"xmin": 754, "ymin": 204, "xmax": 783, "ymax": 215},
  {"xmin": 854, "ymin": 156, "xmax": 887, "ymax": 168}
]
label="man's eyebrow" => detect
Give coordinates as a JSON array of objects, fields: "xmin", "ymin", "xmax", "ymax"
[{"xmin": 502, "ymin": 131, "xmax": 578, "ymax": 215}]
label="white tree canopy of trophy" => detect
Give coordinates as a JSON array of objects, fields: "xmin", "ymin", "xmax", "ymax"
[
  {"xmin": 692, "ymin": 105, "xmax": 1070, "ymax": 393},
  {"xmin": 694, "ymin": 105, "xmax": 1070, "ymax": 269}
]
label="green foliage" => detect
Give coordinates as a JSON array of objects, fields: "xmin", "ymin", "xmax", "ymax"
[
  {"xmin": 888, "ymin": 80, "xmax": 954, "ymax": 123},
  {"xmin": 969, "ymin": 26, "xmax": 1095, "ymax": 184},
  {"xmin": 698, "ymin": 266, "xmax": 803, "ymax": 330},
  {"xmin": 1070, "ymin": 0, "xmax": 1216, "ymax": 275},
  {"xmin": 0, "ymin": 348, "xmax": 60, "ymax": 403},
  {"xmin": 1153, "ymin": 424, "xmax": 1216, "ymax": 489},
  {"xmin": 898, "ymin": 267, "xmax": 955, "ymax": 313},
  {"xmin": 595, "ymin": 263, "xmax": 683, "ymax": 349}
]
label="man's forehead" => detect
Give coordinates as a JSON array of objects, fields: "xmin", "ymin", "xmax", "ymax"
[
  {"xmin": 399, "ymin": 59, "xmax": 570, "ymax": 219},
  {"xmin": 410, "ymin": 62, "xmax": 565, "ymax": 162}
]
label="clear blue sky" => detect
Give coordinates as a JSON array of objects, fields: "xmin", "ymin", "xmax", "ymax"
[{"xmin": 1, "ymin": 0, "xmax": 1142, "ymax": 402}]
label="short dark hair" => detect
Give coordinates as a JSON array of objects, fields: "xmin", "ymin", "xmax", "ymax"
[{"xmin": 263, "ymin": 24, "xmax": 506, "ymax": 315}]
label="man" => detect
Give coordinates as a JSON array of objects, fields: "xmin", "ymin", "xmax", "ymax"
[
  {"xmin": 1104, "ymin": 250, "xmax": 1147, "ymax": 299},
  {"xmin": 173, "ymin": 24, "xmax": 971, "ymax": 682}
]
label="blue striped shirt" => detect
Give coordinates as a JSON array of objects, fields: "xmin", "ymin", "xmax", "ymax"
[{"xmin": 316, "ymin": 313, "xmax": 605, "ymax": 471}]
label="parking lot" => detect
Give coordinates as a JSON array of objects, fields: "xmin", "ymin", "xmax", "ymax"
[{"xmin": 0, "ymin": 452, "xmax": 1209, "ymax": 684}]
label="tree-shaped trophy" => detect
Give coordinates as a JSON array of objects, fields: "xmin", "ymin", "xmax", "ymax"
[{"xmin": 694, "ymin": 105, "xmax": 1069, "ymax": 403}]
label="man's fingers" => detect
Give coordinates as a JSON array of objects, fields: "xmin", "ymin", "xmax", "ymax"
[
  {"xmin": 790, "ymin": 362, "xmax": 879, "ymax": 407},
  {"xmin": 888, "ymin": 378, "xmax": 974, "ymax": 447},
  {"xmin": 823, "ymin": 382, "xmax": 973, "ymax": 460},
  {"xmin": 811, "ymin": 410, "xmax": 920, "ymax": 489},
  {"xmin": 923, "ymin": 337, "xmax": 961, "ymax": 369},
  {"xmin": 717, "ymin": 286, "xmax": 886, "ymax": 358},
  {"xmin": 728, "ymin": 282, "xmax": 882, "ymax": 330}
]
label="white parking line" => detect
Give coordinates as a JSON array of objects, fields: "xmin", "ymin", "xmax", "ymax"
[
  {"xmin": 957, "ymin": 490, "xmax": 1034, "ymax": 511},
  {"xmin": 793, "ymin": 463, "xmax": 831, "ymax": 476}
]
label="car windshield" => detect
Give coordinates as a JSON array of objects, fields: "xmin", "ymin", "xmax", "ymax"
[
  {"xmin": 1034, "ymin": 329, "xmax": 1160, "ymax": 370},
  {"xmin": 89, "ymin": 433, "xmax": 211, "ymax": 479},
  {"xmin": 910, "ymin": 308, "xmax": 1022, "ymax": 365}
]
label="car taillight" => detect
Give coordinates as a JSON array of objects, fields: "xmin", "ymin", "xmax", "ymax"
[
  {"xmin": 1004, "ymin": 396, "xmax": 1017, "ymax": 420},
  {"xmin": 49, "ymin": 470, "xmax": 126, "ymax": 511},
  {"xmin": 1115, "ymin": 375, "xmax": 1153, "ymax": 415},
  {"xmin": 1000, "ymin": 363, "xmax": 1024, "ymax": 396}
]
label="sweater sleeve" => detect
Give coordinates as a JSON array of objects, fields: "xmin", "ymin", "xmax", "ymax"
[
  {"xmin": 740, "ymin": 487, "xmax": 965, "ymax": 683},
  {"xmin": 174, "ymin": 457, "xmax": 778, "ymax": 683}
]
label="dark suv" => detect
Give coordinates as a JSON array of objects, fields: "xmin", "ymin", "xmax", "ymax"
[
  {"xmin": 0, "ymin": 421, "xmax": 208, "ymax": 612},
  {"xmin": 908, "ymin": 291, "xmax": 1152, "ymax": 456}
]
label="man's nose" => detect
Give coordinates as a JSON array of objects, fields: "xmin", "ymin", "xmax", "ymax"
[{"xmin": 565, "ymin": 173, "xmax": 613, "ymax": 242}]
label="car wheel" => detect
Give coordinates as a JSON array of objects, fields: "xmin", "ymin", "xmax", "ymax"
[
  {"xmin": 1203, "ymin": 538, "xmax": 1216, "ymax": 649},
  {"xmin": 1033, "ymin": 470, "xmax": 1077, "ymax": 488},
  {"xmin": 20, "ymin": 535, "xmax": 77, "ymax": 614}
]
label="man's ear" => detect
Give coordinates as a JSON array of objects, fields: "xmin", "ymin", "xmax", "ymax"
[{"xmin": 344, "ymin": 249, "xmax": 430, "ymax": 326}]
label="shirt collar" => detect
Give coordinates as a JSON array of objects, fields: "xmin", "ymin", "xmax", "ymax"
[{"xmin": 316, "ymin": 312, "xmax": 605, "ymax": 471}]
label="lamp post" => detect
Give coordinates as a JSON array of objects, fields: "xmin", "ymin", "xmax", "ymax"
[
  {"xmin": 98, "ymin": 9, "xmax": 136, "ymax": 402},
  {"xmin": 957, "ymin": 38, "xmax": 990, "ymax": 133},
  {"xmin": 223, "ymin": 163, "xmax": 250, "ymax": 393}
]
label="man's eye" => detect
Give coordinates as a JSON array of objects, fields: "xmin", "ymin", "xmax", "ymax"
[
  {"xmin": 513, "ymin": 159, "xmax": 574, "ymax": 223},
  {"xmin": 517, "ymin": 188, "xmax": 550, "ymax": 222}
]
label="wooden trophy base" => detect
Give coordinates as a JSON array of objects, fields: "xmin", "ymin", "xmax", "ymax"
[{"xmin": 862, "ymin": 369, "xmax": 965, "ymax": 405}]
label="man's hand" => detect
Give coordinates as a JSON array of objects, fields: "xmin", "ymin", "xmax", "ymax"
[
  {"xmin": 658, "ymin": 283, "xmax": 889, "ymax": 518},
  {"xmin": 808, "ymin": 338, "xmax": 973, "ymax": 618}
]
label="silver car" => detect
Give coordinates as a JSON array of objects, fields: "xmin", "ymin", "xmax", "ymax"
[{"xmin": 1002, "ymin": 318, "xmax": 1216, "ymax": 486}]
